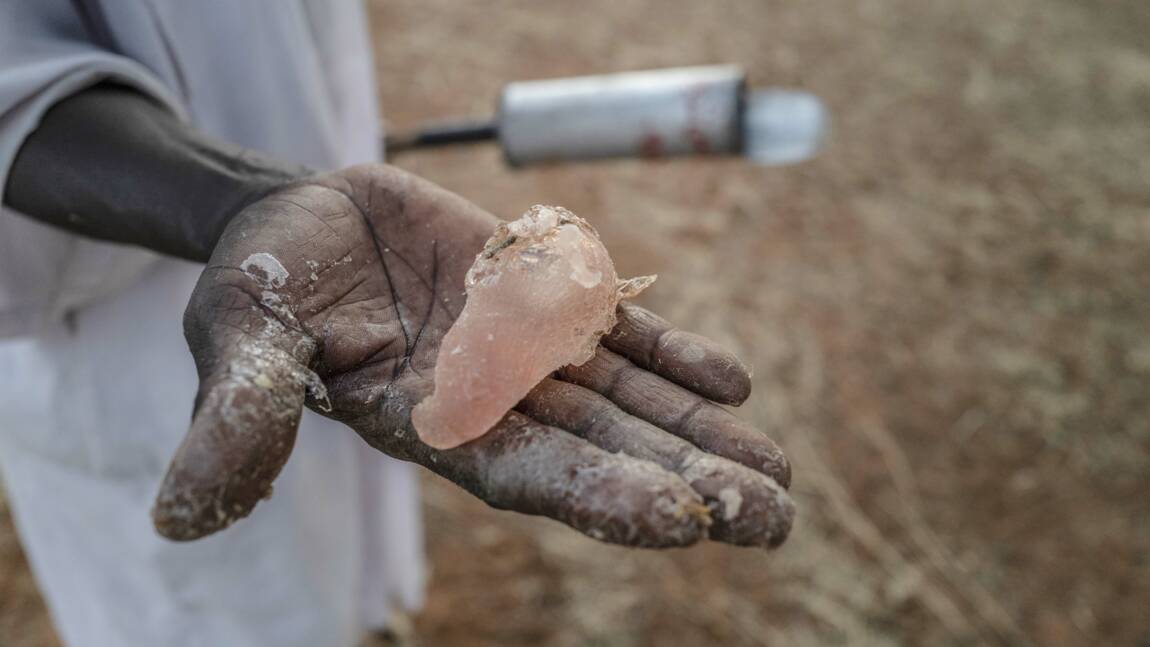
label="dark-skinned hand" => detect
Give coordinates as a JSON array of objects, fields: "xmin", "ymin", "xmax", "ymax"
[{"xmin": 152, "ymin": 164, "xmax": 794, "ymax": 548}]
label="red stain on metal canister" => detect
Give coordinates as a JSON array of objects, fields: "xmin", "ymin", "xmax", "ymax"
[
  {"xmin": 683, "ymin": 83, "xmax": 717, "ymax": 153},
  {"xmin": 686, "ymin": 127, "xmax": 712, "ymax": 153},
  {"xmin": 639, "ymin": 133, "xmax": 665, "ymax": 158}
]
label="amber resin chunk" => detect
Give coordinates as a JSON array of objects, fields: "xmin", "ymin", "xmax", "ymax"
[{"xmin": 413, "ymin": 205, "xmax": 654, "ymax": 449}]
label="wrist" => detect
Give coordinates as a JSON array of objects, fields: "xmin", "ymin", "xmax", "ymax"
[{"xmin": 188, "ymin": 144, "xmax": 311, "ymax": 261}]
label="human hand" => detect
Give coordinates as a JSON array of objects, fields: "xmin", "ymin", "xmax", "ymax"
[{"xmin": 152, "ymin": 164, "xmax": 793, "ymax": 548}]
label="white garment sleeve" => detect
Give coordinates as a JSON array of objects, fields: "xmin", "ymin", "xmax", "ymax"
[{"xmin": 0, "ymin": 0, "xmax": 186, "ymax": 338}]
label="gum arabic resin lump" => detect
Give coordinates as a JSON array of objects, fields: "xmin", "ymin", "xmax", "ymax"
[{"xmin": 413, "ymin": 205, "xmax": 654, "ymax": 449}]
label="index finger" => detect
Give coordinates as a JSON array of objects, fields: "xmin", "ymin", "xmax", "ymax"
[{"xmin": 603, "ymin": 302, "xmax": 752, "ymax": 405}]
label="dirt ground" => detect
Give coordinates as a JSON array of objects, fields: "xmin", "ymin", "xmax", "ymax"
[{"xmin": 2, "ymin": 0, "xmax": 1148, "ymax": 645}]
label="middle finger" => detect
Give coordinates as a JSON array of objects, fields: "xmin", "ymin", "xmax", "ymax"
[{"xmin": 559, "ymin": 348, "xmax": 791, "ymax": 488}]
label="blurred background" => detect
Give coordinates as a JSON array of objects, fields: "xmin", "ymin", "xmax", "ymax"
[{"xmin": 3, "ymin": 0, "xmax": 1148, "ymax": 644}]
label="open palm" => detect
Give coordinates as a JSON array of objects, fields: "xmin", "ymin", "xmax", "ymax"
[{"xmin": 152, "ymin": 164, "xmax": 793, "ymax": 548}]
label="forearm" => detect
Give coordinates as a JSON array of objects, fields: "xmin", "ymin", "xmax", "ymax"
[{"xmin": 3, "ymin": 84, "xmax": 308, "ymax": 262}]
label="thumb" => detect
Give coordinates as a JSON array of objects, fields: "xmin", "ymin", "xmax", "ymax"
[{"xmin": 152, "ymin": 283, "xmax": 322, "ymax": 540}]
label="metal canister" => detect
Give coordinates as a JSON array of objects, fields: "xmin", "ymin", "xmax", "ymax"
[{"xmin": 498, "ymin": 65, "xmax": 746, "ymax": 165}]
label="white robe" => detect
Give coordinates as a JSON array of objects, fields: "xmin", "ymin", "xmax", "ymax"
[{"xmin": 0, "ymin": 2, "xmax": 425, "ymax": 646}]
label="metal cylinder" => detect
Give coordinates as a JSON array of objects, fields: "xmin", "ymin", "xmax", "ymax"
[{"xmin": 498, "ymin": 65, "xmax": 745, "ymax": 165}]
